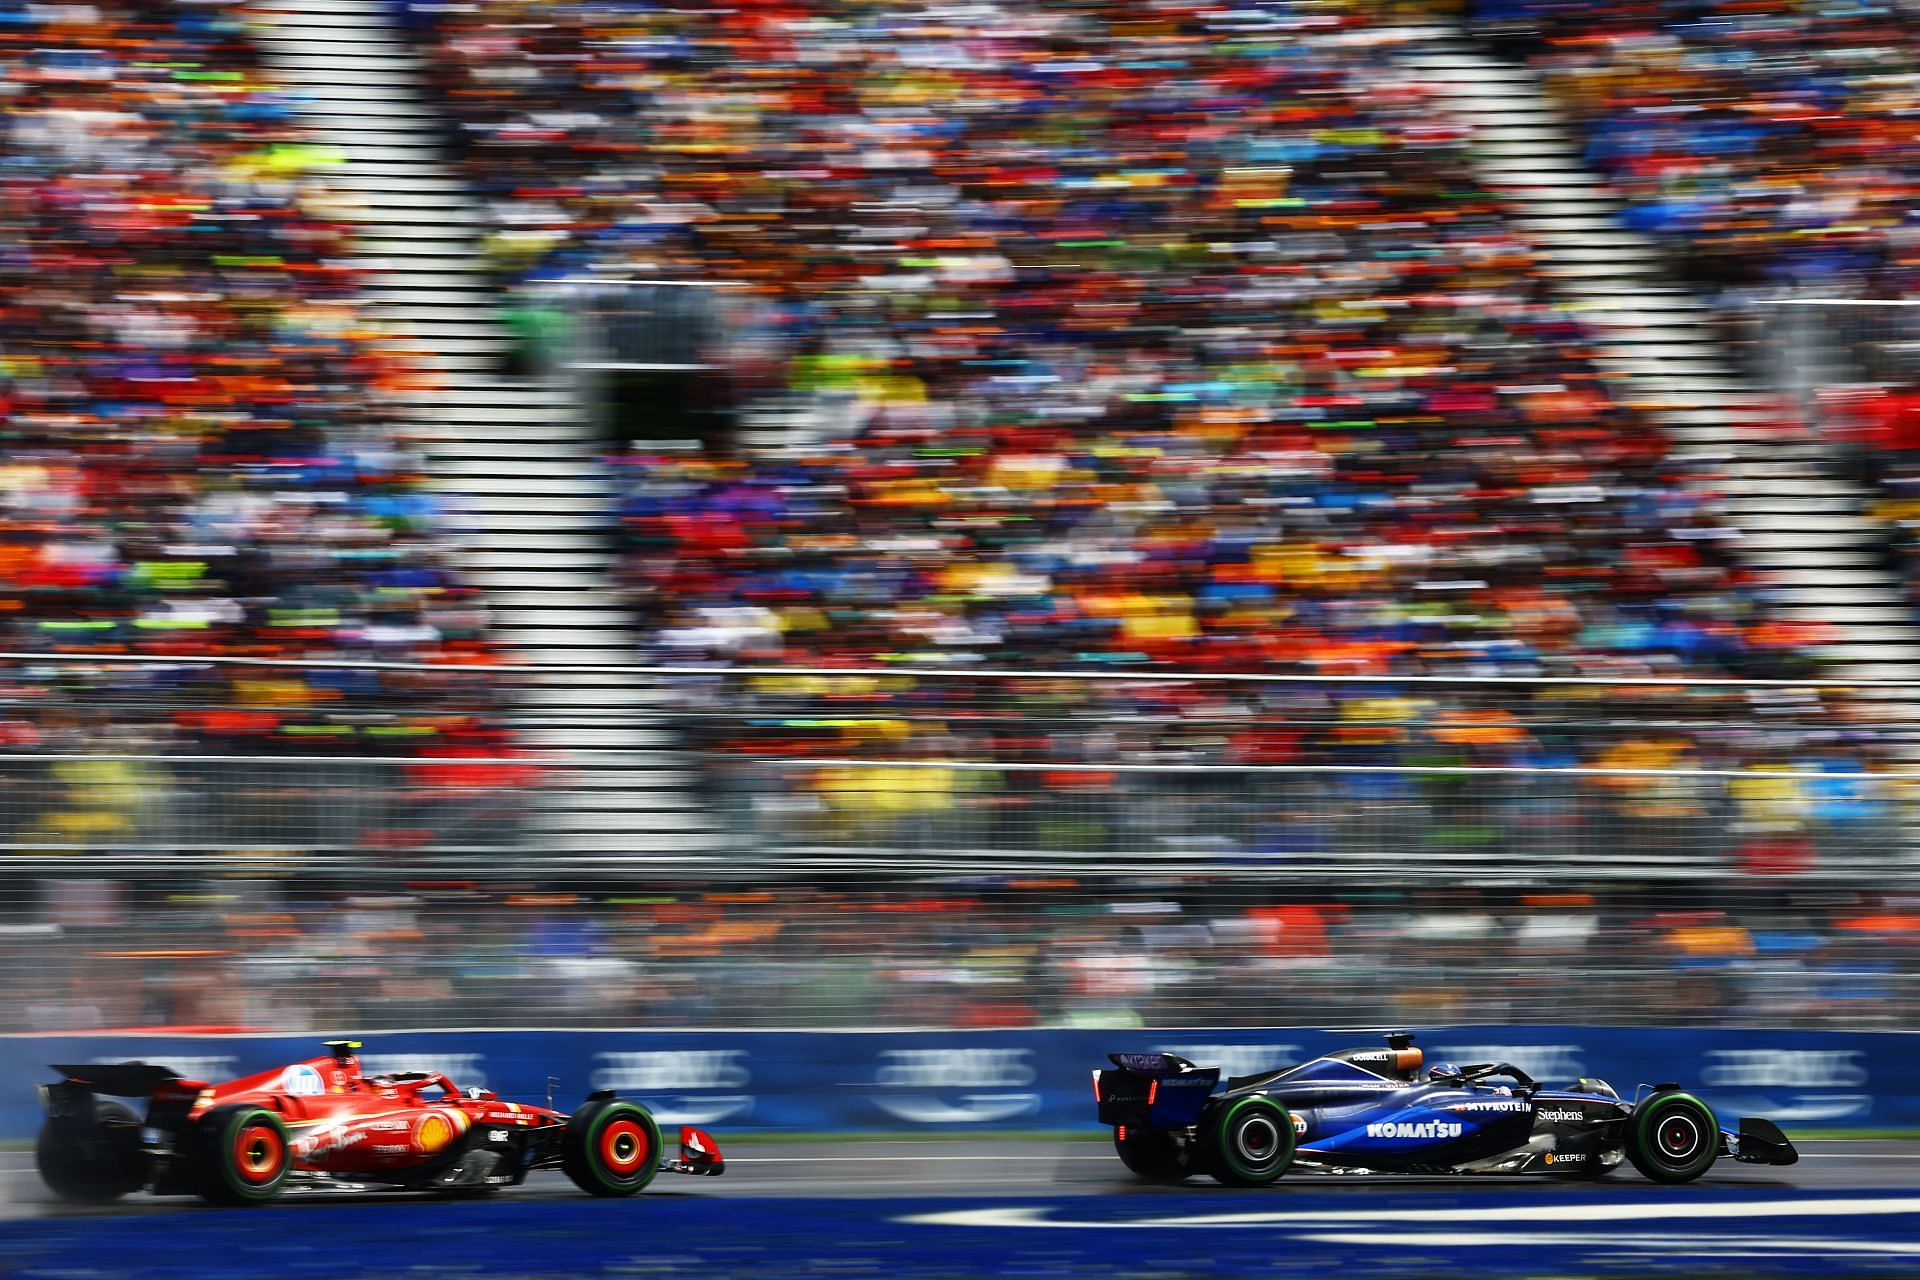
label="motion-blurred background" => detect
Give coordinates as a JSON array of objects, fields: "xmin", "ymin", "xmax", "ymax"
[{"xmin": 0, "ymin": 0, "xmax": 1917, "ymax": 1039}]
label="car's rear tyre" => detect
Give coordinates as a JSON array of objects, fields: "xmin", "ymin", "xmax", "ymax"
[
  {"xmin": 1626, "ymin": 1092, "xmax": 1719, "ymax": 1184},
  {"xmin": 35, "ymin": 1100, "xmax": 143, "ymax": 1202},
  {"xmin": 1113, "ymin": 1128, "xmax": 1187, "ymax": 1181},
  {"xmin": 1202, "ymin": 1096, "xmax": 1295, "ymax": 1186},
  {"xmin": 192, "ymin": 1104, "xmax": 292, "ymax": 1206},
  {"xmin": 563, "ymin": 1099, "xmax": 663, "ymax": 1197}
]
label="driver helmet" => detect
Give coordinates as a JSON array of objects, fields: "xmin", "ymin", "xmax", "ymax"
[{"xmin": 1429, "ymin": 1061, "xmax": 1462, "ymax": 1082}]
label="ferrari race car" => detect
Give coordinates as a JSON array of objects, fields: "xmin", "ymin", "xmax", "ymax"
[
  {"xmin": 35, "ymin": 1040, "xmax": 725, "ymax": 1205},
  {"xmin": 1094, "ymin": 1032, "xmax": 1799, "ymax": 1186}
]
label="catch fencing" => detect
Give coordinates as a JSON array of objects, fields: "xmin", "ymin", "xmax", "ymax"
[
  {"xmin": 720, "ymin": 759, "xmax": 1915, "ymax": 878},
  {"xmin": 1, "ymin": 753, "xmax": 1911, "ymax": 879},
  {"xmin": 9, "ymin": 868, "xmax": 1915, "ymax": 1033},
  {"xmin": 0, "ymin": 655, "xmax": 1916, "ymax": 1035},
  {"xmin": 1, "ymin": 652, "xmax": 1916, "ymax": 874}
]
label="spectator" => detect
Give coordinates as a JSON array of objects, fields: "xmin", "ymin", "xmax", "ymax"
[{"xmin": 0, "ymin": 2, "xmax": 514, "ymax": 849}]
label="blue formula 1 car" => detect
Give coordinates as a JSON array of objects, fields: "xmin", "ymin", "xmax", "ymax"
[{"xmin": 1093, "ymin": 1032, "xmax": 1799, "ymax": 1185}]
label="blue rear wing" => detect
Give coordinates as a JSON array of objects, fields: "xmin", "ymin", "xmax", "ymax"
[
  {"xmin": 1098, "ymin": 1054, "xmax": 1219, "ymax": 1128},
  {"xmin": 1144, "ymin": 1067, "xmax": 1219, "ymax": 1126},
  {"xmin": 1108, "ymin": 1052, "xmax": 1196, "ymax": 1075}
]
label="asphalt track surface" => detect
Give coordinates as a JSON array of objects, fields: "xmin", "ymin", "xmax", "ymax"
[{"xmin": 0, "ymin": 1140, "xmax": 1916, "ymax": 1278}]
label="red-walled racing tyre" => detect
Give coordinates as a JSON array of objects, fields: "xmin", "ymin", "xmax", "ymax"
[
  {"xmin": 563, "ymin": 1099, "xmax": 663, "ymax": 1197},
  {"xmin": 193, "ymin": 1104, "xmax": 292, "ymax": 1205}
]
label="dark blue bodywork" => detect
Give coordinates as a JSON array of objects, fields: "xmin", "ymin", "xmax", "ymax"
[{"xmin": 1096, "ymin": 1033, "xmax": 1799, "ymax": 1180}]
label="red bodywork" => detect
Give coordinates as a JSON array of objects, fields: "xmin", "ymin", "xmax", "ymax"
[
  {"xmin": 170, "ymin": 1047, "xmax": 564, "ymax": 1179},
  {"xmin": 41, "ymin": 1041, "xmax": 725, "ymax": 1201}
]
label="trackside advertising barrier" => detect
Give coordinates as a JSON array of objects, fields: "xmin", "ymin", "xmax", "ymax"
[{"xmin": 1, "ymin": 1026, "xmax": 1913, "ymax": 1141}]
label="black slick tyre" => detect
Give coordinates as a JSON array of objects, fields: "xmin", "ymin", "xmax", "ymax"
[
  {"xmin": 192, "ymin": 1104, "xmax": 292, "ymax": 1206},
  {"xmin": 1202, "ymin": 1096, "xmax": 1296, "ymax": 1186},
  {"xmin": 1113, "ymin": 1127, "xmax": 1187, "ymax": 1181},
  {"xmin": 563, "ymin": 1099, "xmax": 663, "ymax": 1197},
  {"xmin": 35, "ymin": 1100, "xmax": 142, "ymax": 1202},
  {"xmin": 1626, "ymin": 1092, "xmax": 1719, "ymax": 1184}
]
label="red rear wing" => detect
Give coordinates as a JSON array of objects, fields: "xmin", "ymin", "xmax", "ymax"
[{"xmin": 50, "ymin": 1062, "xmax": 183, "ymax": 1098}]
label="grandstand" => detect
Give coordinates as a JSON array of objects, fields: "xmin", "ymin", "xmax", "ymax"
[
  {"xmin": 0, "ymin": 0, "xmax": 1915, "ymax": 1036},
  {"xmin": 1455, "ymin": 0, "xmax": 1920, "ymax": 724},
  {"xmin": 0, "ymin": 1, "xmax": 506, "ymax": 780}
]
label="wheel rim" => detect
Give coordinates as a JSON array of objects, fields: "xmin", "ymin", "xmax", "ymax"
[
  {"xmin": 1235, "ymin": 1115, "xmax": 1281, "ymax": 1167},
  {"xmin": 1658, "ymin": 1112, "xmax": 1703, "ymax": 1163},
  {"xmin": 597, "ymin": 1117, "xmax": 650, "ymax": 1178},
  {"xmin": 233, "ymin": 1122, "xmax": 284, "ymax": 1185}
]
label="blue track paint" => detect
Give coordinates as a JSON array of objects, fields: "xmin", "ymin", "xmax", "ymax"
[{"xmin": 1, "ymin": 1188, "xmax": 1917, "ymax": 1278}]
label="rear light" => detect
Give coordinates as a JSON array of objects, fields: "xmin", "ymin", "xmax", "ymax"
[
  {"xmin": 1116, "ymin": 1125, "xmax": 1127, "ymax": 1141},
  {"xmin": 1091, "ymin": 1071, "xmax": 1102, "ymax": 1102},
  {"xmin": 1148, "ymin": 1079, "xmax": 1159, "ymax": 1106}
]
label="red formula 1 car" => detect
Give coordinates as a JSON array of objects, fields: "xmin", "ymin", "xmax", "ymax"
[{"xmin": 35, "ymin": 1040, "xmax": 725, "ymax": 1205}]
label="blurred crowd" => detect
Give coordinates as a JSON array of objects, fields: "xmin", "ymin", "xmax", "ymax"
[
  {"xmin": 10, "ymin": 880, "xmax": 1913, "ymax": 1031},
  {"xmin": 421, "ymin": 0, "xmax": 1823, "ymax": 674},
  {"xmin": 1481, "ymin": 0, "xmax": 1920, "ymax": 302},
  {"xmin": 680, "ymin": 671, "xmax": 1900, "ymax": 874},
  {"xmin": 714, "ymin": 739, "xmax": 1905, "ymax": 878},
  {"xmin": 416, "ymin": 0, "xmax": 1886, "ymax": 829},
  {"xmin": 0, "ymin": 668, "xmax": 1895, "ymax": 874},
  {"xmin": 0, "ymin": 1, "xmax": 1912, "ymax": 873},
  {"xmin": 0, "ymin": 1, "xmax": 503, "ymax": 761},
  {"xmin": 1477, "ymin": 0, "xmax": 1920, "ymax": 675},
  {"xmin": 0, "ymin": 744, "xmax": 536, "ymax": 854},
  {"xmin": 0, "ymin": 3, "xmax": 1911, "ymax": 1038},
  {"xmin": 464, "ymin": 2, "xmax": 1797, "ymax": 690}
]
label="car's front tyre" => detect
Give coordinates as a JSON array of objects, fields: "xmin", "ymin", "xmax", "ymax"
[
  {"xmin": 563, "ymin": 1099, "xmax": 663, "ymax": 1196},
  {"xmin": 1626, "ymin": 1092, "xmax": 1719, "ymax": 1184},
  {"xmin": 1201, "ymin": 1096, "xmax": 1295, "ymax": 1186}
]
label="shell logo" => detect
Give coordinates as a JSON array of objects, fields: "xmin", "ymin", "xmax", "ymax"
[{"xmin": 415, "ymin": 1109, "xmax": 469, "ymax": 1154}]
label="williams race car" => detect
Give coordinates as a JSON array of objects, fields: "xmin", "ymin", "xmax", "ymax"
[
  {"xmin": 36, "ymin": 1040, "xmax": 724, "ymax": 1205},
  {"xmin": 1094, "ymin": 1031, "xmax": 1798, "ymax": 1185}
]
